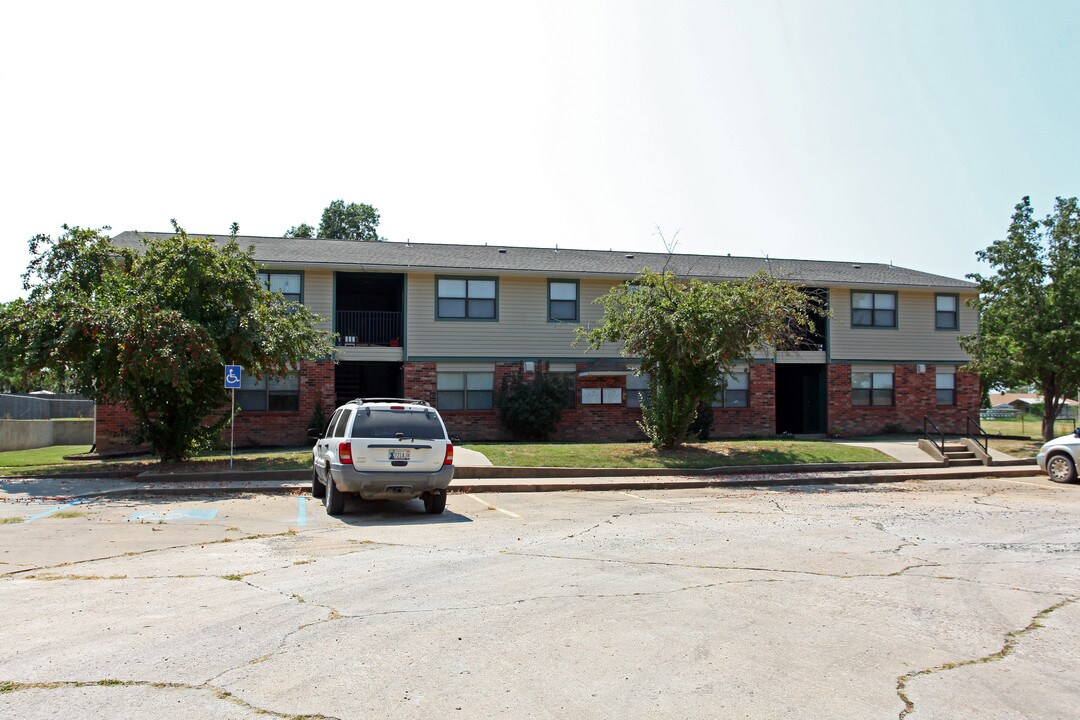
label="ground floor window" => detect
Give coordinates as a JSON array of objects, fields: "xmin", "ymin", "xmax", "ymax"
[
  {"xmin": 548, "ymin": 363, "xmax": 577, "ymax": 408},
  {"xmin": 936, "ymin": 371, "xmax": 956, "ymax": 405},
  {"xmin": 437, "ymin": 371, "xmax": 494, "ymax": 410},
  {"xmin": 626, "ymin": 374, "xmax": 650, "ymax": 408},
  {"xmin": 237, "ymin": 371, "xmax": 299, "ymax": 411},
  {"xmin": 712, "ymin": 370, "xmax": 749, "ymax": 408},
  {"xmin": 852, "ymin": 371, "xmax": 893, "ymax": 406}
]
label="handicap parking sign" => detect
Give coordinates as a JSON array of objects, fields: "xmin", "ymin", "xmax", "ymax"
[{"xmin": 224, "ymin": 365, "xmax": 242, "ymax": 389}]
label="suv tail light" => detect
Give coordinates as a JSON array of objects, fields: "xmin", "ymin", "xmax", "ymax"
[
  {"xmin": 339, "ymin": 442, "xmax": 353, "ymax": 465},
  {"xmin": 443, "ymin": 442, "xmax": 454, "ymax": 466}
]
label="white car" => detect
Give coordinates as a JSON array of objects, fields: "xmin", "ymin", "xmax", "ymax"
[
  {"xmin": 309, "ymin": 398, "xmax": 455, "ymax": 515},
  {"xmin": 1036, "ymin": 428, "xmax": 1080, "ymax": 483}
]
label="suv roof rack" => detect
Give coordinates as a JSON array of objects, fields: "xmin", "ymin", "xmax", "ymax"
[{"xmin": 353, "ymin": 397, "xmax": 431, "ymax": 407}]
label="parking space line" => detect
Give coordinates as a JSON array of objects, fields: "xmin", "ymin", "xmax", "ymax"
[
  {"xmin": 297, "ymin": 496, "xmax": 307, "ymax": 527},
  {"xmin": 22, "ymin": 500, "xmax": 82, "ymax": 524},
  {"xmin": 989, "ymin": 477, "xmax": 1055, "ymax": 489},
  {"xmin": 464, "ymin": 494, "xmax": 521, "ymax": 518},
  {"xmin": 619, "ymin": 491, "xmax": 677, "ymax": 504}
]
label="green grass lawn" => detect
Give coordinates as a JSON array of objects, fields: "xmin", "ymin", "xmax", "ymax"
[
  {"xmin": 465, "ymin": 439, "xmax": 894, "ymax": 469},
  {"xmin": 0, "ymin": 445, "xmax": 312, "ymax": 476},
  {"xmin": 979, "ymin": 414, "xmax": 1076, "ymax": 440}
]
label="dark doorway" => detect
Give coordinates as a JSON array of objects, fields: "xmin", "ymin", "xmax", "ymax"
[
  {"xmin": 775, "ymin": 364, "xmax": 827, "ymax": 435},
  {"xmin": 335, "ymin": 362, "xmax": 404, "ymax": 407}
]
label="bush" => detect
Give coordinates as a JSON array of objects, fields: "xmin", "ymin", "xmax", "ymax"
[{"xmin": 497, "ymin": 371, "xmax": 571, "ymax": 441}]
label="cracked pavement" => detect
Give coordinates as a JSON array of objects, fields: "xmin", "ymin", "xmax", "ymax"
[{"xmin": 1, "ymin": 476, "xmax": 1078, "ymax": 718}]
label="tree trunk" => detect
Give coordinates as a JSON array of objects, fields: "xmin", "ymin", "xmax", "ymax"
[{"xmin": 1042, "ymin": 376, "xmax": 1060, "ymax": 443}]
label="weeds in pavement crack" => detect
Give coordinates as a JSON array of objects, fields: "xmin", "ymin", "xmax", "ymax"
[{"xmin": 895, "ymin": 597, "xmax": 1077, "ymax": 719}]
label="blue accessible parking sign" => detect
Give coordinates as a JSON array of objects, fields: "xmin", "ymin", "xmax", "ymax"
[{"xmin": 224, "ymin": 365, "xmax": 242, "ymax": 389}]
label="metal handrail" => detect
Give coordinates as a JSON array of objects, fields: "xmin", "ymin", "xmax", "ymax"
[
  {"xmin": 923, "ymin": 415, "xmax": 946, "ymax": 454},
  {"xmin": 966, "ymin": 416, "xmax": 989, "ymax": 454},
  {"xmin": 335, "ymin": 310, "xmax": 403, "ymax": 347}
]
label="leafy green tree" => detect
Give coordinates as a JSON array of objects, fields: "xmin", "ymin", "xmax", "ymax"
[
  {"xmin": 961, "ymin": 196, "xmax": 1080, "ymax": 442},
  {"xmin": 318, "ymin": 199, "xmax": 384, "ymax": 242},
  {"xmin": 576, "ymin": 269, "xmax": 817, "ymax": 449},
  {"xmin": 285, "ymin": 223, "xmax": 315, "ymax": 239},
  {"xmin": 0, "ymin": 222, "xmax": 334, "ymax": 462},
  {"xmin": 497, "ymin": 370, "xmax": 572, "ymax": 440}
]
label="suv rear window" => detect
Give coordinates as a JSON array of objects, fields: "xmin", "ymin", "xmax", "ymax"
[{"xmin": 350, "ymin": 409, "xmax": 446, "ymax": 440}]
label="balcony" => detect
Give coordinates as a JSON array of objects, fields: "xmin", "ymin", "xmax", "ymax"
[{"xmin": 336, "ymin": 310, "xmax": 403, "ymax": 347}]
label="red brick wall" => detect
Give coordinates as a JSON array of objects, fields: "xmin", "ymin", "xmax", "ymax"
[
  {"xmin": 408, "ymin": 361, "xmax": 775, "ymax": 443},
  {"xmin": 827, "ymin": 364, "xmax": 980, "ymax": 436},
  {"xmin": 94, "ymin": 359, "xmax": 336, "ymax": 453}
]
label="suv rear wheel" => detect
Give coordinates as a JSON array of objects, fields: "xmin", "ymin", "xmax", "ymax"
[
  {"xmin": 423, "ymin": 490, "xmax": 447, "ymax": 515},
  {"xmin": 325, "ymin": 470, "xmax": 346, "ymax": 515}
]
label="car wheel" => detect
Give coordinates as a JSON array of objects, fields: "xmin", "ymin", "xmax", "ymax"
[
  {"xmin": 1046, "ymin": 453, "xmax": 1077, "ymax": 483},
  {"xmin": 423, "ymin": 490, "xmax": 447, "ymax": 515},
  {"xmin": 324, "ymin": 469, "xmax": 346, "ymax": 515},
  {"xmin": 311, "ymin": 466, "xmax": 326, "ymax": 498}
]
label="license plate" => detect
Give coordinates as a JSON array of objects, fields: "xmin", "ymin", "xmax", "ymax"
[{"xmin": 388, "ymin": 449, "xmax": 411, "ymax": 461}]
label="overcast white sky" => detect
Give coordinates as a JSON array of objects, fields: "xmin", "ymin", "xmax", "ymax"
[{"xmin": 1, "ymin": 0, "xmax": 1077, "ymax": 301}]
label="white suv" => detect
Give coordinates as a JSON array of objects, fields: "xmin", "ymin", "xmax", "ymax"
[
  {"xmin": 1037, "ymin": 428, "xmax": 1080, "ymax": 483},
  {"xmin": 309, "ymin": 398, "xmax": 455, "ymax": 515}
]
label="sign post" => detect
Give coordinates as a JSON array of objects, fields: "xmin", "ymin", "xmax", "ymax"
[{"xmin": 224, "ymin": 365, "xmax": 242, "ymax": 469}]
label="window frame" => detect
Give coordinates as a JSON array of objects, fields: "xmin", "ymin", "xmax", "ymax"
[
  {"xmin": 711, "ymin": 369, "xmax": 750, "ymax": 409},
  {"xmin": 256, "ymin": 271, "xmax": 304, "ymax": 304},
  {"xmin": 547, "ymin": 279, "xmax": 580, "ymax": 323},
  {"xmin": 936, "ymin": 371, "xmax": 956, "ymax": 406},
  {"xmin": 851, "ymin": 371, "xmax": 895, "ymax": 407},
  {"xmin": 236, "ymin": 370, "xmax": 301, "ymax": 412},
  {"xmin": 626, "ymin": 373, "xmax": 650, "ymax": 409},
  {"xmin": 435, "ymin": 276, "xmax": 499, "ymax": 321},
  {"xmin": 436, "ymin": 371, "xmax": 495, "ymax": 411},
  {"xmin": 547, "ymin": 364, "xmax": 578, "ymax": 409},
  {"xmin": 850, "ymin": 291, "xmax": 898, "ymax": 329},
  {"xmin": 935, "ymin": 293, "xmax": 960, "ymax": 331}
]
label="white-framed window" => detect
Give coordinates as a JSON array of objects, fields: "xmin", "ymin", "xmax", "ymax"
[
  {"xmin": 437, "ymin": 278, "xmax": 497, "ymax": 320},
  {"xmin": 237, "ymin": 371, "xmax": 300, "ymax": 412},
  {"xmin": 712, "ymin": 370, "xmax": 749, "ymax": 408},
  {"xmin": 936, "ymin": 371, "xmax": 956, "ymax": 405},
  {"xmin": 437, "ymin": 371, "xmax": 494, "ymax": 410},
  {"xmin": 257, "ymin": 272, "xmax": 302, "ymax": 303},
  {"xmin": 851, "ymin": 291, "xmax": 897, "ymax": 328},
  {"xmin": 626, "ymin": 373, "xmax": 650, "ymax": 408},
  {"xmin": 935, "ymin": 294, "xmax": 959, "ymax": 330},
  {"xmin": 852, "ymin": 371, "xmax": 894, "ymax": 406}
]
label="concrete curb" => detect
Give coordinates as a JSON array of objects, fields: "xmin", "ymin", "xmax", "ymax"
[{"xmin": 62, "ymin": 465, "xmax": 1049, "ymax": 500}]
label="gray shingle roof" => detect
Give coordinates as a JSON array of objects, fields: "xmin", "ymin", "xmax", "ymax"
[{"xmin": 111, "ymin": 231, "xmax": 976, "ymax": 290}]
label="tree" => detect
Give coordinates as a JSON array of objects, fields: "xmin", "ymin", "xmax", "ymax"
[
  {"xmin": 0, "ymin": 222, "xmax": 334, "ymax": 462},
  {"xmin": 961, "ymin": 196, "xmax": 1080, "ymax": 442},
  {"xmin": 317, "ymin": 200, "xmax": 384, "ymax": 242},
  {"xmin": 284, "ymin": 223, "xmax": 315, "ymax": 239},
  {"xmin": 576, "ymin": 269, "xmax": 818, "ymax": 449}
]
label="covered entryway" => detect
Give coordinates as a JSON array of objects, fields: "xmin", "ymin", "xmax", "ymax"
[
  {"xmin": 335, "ymin": 362, "xmax": 404, "ymax": 407},
  {"xmin": 775, "ymin": 364, "xmax": 827, "ymax": 435}
]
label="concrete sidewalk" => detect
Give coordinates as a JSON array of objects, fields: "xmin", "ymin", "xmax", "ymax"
[{"xmin": 835, "ymin": 437, "xmax": 1018, "ymax": 463}]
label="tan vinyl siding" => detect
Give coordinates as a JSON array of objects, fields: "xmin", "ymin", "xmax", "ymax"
[
  {"xmin": 829, "ymin": 288, "xmax": 976, "ymax": 362},
  {"xmin": 303, "ymin": 269, "xmax": 334, "ymax": 332},
  {"xmin": 407, "ymin": 273, "xmax": 624, "ymax": 358}
]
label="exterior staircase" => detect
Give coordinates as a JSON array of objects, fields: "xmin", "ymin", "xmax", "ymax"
[
  {"xmin": 920, "ymin": 416, "xmax": 994, "ymax": 466},
  {"xmin": 940, "ymin": 443, "xmax": 983, "ymax": 467}
]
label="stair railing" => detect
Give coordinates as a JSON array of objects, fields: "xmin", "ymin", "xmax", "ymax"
[
  {"xmin": 965, "ymin": 416, "xmax": 989, "ymax": 454},
  {"xmin": 923, "ymin": 416, "xmax": 946, "ymax": 455}
]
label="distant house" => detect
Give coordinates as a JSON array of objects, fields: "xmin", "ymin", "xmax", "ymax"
[
  {"xmin": 989, "ymin": 393, "xmax": 1078, "ymax": 419},
  {"xmin": 96, "ymin": 233, "xmax": 981, "ymax": 450}
]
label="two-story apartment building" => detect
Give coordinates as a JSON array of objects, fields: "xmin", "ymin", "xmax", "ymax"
[{"xmin": 97, "ymin": 233, "xmax": 979, "ymax": 450}]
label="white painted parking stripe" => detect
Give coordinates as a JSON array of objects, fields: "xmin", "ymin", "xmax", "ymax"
[
  {"xmin": 619, "ymin": 491, "xmax": 677, "ymax": 504},
  {"xmin": 464, "ymin": 494, "xmax": 521, "ymax": 518},
  {"xmin": 989, "ymin": 477, "xmax": 1056, "ymax": 489},
  {"xmin": 297, "ymin": 496, "xmax": 307, "ymax": 527}
]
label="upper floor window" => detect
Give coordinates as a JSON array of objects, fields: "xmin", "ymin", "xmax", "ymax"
[
  {"xmin": 935, "ymin": 294, "xmax": 959, "ymax": 330},
  {"xmin": 712, "ymin": 370, "xmax": 749, "ymax": 408},
  {"xmin": 852, "ymin": 371, "xmax": 894, "ymax": 406},
  {"xmin": 548, "ymin": 280, "xmax": 579, "ymax": 322},
  {"xmin": 851, "ymin": 292, "xmax": 896, "ymax": 328},
  {"xmin": 437, "ymin": 278, "xmax": 496, "ymax": 320},
  {"xmin": 257, "ymin": 272, "xmax": 302, "ymax": 303}
]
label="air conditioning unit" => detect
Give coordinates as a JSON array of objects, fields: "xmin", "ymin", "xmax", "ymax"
[{"xmin": 916, "ymin": 364, "xmax": 926, "ymax": 374}]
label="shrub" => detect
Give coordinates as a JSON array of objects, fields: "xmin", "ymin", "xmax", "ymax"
[{"xmin": 497, "ymin": 370, "xmax": 571, "ymax": 441}]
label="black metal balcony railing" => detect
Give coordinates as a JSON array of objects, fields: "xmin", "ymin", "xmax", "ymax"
[{"xmin": 336, "ymin": 311, "xmax": 403, "ymax": 347}]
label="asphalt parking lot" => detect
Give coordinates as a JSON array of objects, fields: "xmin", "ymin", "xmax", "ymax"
[{"xmin": 1, "ymin": 477, "xmax": 1078, "ymax": 719}]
